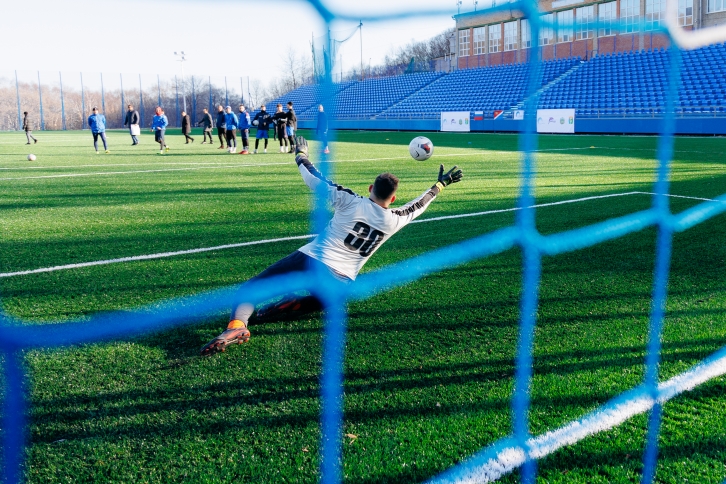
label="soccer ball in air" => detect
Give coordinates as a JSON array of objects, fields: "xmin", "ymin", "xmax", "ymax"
[
  {"xmin": 408, "ymin": 136, "xmax": 433, "ymax": 161},
  {"xmin": 27, "ymin": 154, "xmax": 36, "ymax": 161}
]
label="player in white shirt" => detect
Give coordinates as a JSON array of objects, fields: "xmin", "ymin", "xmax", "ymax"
[{"xmin": 201, "ymin": 136, "xmax": 463, "ymax": 356}]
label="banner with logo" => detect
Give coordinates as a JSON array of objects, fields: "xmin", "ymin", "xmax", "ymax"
[
  {"xmin": 513, "ymin": 110, "xmax": 525, "ymax": 120},
  {"xmin": 536, "ymin": 109, "xmax": 575, "ymax": 133},
  {"xmin": 441, "ymin": 112, "xmax": 471, "ymax": 132}
]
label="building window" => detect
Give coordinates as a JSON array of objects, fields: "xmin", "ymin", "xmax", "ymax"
[
  {"xmin": 521, "ymin": 18, "xmax": 532, "ymax": 48},
  {"xmin": 504, "ymin": 21, "xmax": 518, "ymax": 51},
  {"xmin": 575, "ymin": 5, "xmax": 595, "ymax": 39},
  {"xmin": 599, "ymin": 1, "xmax": 616, "ymax": 36},
  {"xmin": 709, "ymin": 0, "xmax": 726, "ymax": 12},
  {"xmin": 489, "ymin": 24, "xmax": 502, "ymax": 53},
  {"xmin": 473, "ymin": 27, "xmax": 487, "ymax": 55},
  {"xmin": 459, "ymin": 29, "xmax": 470, "ymax": 57},
  {"xmin": 621, "ymin": 0, "xmax": 640, "ymax": 33},
  {"xmin": 557, "ymin": 10, "xmax": 574, "ymax": 43},
  {"xmin": 646, "ymin": 0, "xmax": 666, "ymax": 30},
  {"xmin": 540, "ymin": 13, "xmax": 555, "ymax": 45},
  {"xmin": 679, "ymin": 0, "xmax": 694, "ymax": 23}
]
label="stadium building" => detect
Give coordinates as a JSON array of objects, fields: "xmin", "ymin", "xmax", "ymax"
[{"xmin": 453, "ymin": 0, "xmax": 725, "ymax": 68}]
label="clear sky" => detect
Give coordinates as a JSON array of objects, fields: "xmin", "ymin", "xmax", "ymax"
[{"xmin": 3, "ymin": 0, "xmax": 468, "ymax": 87}]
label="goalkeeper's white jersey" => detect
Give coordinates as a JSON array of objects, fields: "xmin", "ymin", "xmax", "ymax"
[{"xmin": 296, "ymin": 157, "xmax": 441, "ymax": 280}]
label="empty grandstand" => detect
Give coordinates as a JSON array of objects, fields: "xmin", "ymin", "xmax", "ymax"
[{"xmin": 534, "ymin": 44, "xmax": 726, "ymax": 117}]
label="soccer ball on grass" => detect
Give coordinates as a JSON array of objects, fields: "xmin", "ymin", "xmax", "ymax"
[
  {"xmin": 27, "ymin": 154, "xmax": 36, "ymax": 161},
  {"xmin": 408, "ymin": 136, "xmax": 433, "ymax": 161}
]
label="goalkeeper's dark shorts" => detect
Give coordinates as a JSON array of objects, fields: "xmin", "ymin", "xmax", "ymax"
[{"xmin": 252, "ymin": 250, "xmax": 350, "ymax": 284}]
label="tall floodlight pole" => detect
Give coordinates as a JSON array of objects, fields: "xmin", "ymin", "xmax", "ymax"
[
  {"xmin": 174, "ymin": 51, "xmax": 187, "ymax": 113},
  {"xmin": 359, "ymin": 21, "xmax": 363, "ymax": 80},
  {"xmin": 457, "ymin": 0, "xmax": 462, "ymax": 14},
  {"xmin": 59, "ymin": 72, "xmax": 67, "ymax": 130},
  {"xmin": 157, "ymin": 75, "xmax": 162, "ymax": 107},
  {"xmin": 224, "ymin": 76, "xmax": 229, "ymax": 107},
  {"xmin": 14, "ymin": 71, "xmax": 21, "ymax": 131}
]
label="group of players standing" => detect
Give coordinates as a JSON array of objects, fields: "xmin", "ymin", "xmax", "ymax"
[
  {"xmin": 195, "ymin": 101, "xmax": 299, "ymax": 155},
  {"xmin": 21, "ymin": 101, "xmax": 330, "ymax": 156}
]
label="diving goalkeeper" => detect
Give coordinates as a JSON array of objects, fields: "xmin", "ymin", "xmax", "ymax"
[{"xmin": 201, "ymin": 136, "xmax": 463, "ymax": 355}]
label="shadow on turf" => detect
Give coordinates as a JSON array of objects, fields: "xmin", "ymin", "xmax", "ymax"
[{"xmin": 30, "ymin": 325, "xmax": 726, "ymax": 441}]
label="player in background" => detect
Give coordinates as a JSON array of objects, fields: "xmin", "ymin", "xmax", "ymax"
[
  {"xmin": 224, "ymin": 106, "xmax": 239, "ymax": 153},
  {"xmin": 252, "ymin": 104, "xmax": 272, "ymax": 153},
  {"xmin": 197, "ymin": 108, "xmax": 214, "ymax": 144},
  {"xmin": 216, "ymin": 105, "xmax": 227, "ymax": 149},
  {"xmin": 151, "ymin": 106, "xmax": 169, "ymax": 154},
  {"xmin": 22, "ymin": 111, "xmax": 38, "ymax": 145},
  {"xmin": 200, "ymin": 136, "xmax": 463, "ymax": 355},
  {"xmin": 237, "ymin": 104, "xmax": 251, "ymax": 154},
  {"xmin": 286, "ymin": 101, "xmax": 297, "ymax": 154},
  {"xmin": 181, "ymin": 111, "xmax": 194, "ymax": 144},
  {"xmin": 87, "ymin": 107, "xmax": 109, "ymax": 154},
  {"xmin": 272, "ymin": 103, "xmax": 289, "ymax": 153},
  {"xmin": 123, "ymin": 105, "xmax": 140, "ymax": 145},
  {"xmin": 316, "ymin": 104, "xmax": 329, "ymax": 154}
]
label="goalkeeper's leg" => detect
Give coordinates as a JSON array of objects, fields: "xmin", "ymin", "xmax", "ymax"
[{"xmin": 201, "ymin": 251, "xmax": 320, "ymax": 356}]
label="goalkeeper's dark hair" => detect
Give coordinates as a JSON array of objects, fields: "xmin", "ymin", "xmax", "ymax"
[{"xmin": 372, "ymin": 173, "xmax": 399, "ymax": 200}]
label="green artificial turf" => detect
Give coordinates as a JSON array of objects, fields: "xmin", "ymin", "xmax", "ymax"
[{"xmin": 1, "ymin": 129, "xmax": 726, "ymax": 483}]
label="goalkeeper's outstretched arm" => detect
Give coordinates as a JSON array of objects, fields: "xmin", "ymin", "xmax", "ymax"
[
  {"xmin": 294, "ymin": 136, "xmax": 360, "ymax": 208},
  {"xmin": 391, "ymin": 164, "xmax": 463, "ymax": 225}
]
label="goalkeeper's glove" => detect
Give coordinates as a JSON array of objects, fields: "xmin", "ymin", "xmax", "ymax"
[
  {"xmin": 437, "ymin": 164, "xmax": 463, "ymax": 187},
  {"xmin": 295, "ymin": 136, "xmax": 309, "ymax": 157}
]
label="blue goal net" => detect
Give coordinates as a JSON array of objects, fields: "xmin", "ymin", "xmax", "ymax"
[{"xmin": 3, "ymin": 1, "xmax": 726, "ymax": 483}]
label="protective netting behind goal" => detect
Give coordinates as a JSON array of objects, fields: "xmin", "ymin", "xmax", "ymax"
[{"xmin": 3, "ymin": 1, "xmax": 726, "ymax": 483}]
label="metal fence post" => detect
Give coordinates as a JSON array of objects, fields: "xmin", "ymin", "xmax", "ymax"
[
  {"xmin": 37, "ymin": 71, "xmax": 45, "ymax": 130},
  {"xmin": 175, "ymin": 75, "xmax": 180, "ymax": 127},
  {"xmin": 81, "ymin": 72, "xmax": 86, "ymax": 129},
  {"xmin": 59, "ymin": 72, "xmax": 66, "ymax": 130},
  {"xmin": 14, "ymin": 71, "xmax": 21, "ymax": 131},
  {"xmin": 100, "ymin": 72, "xmax": 106, "ymax": 114},
  {"xmin": 139, "ymin": 74, "xmax": 144, "ymax": 127},
  {"xmin": 120, "ymin": 74, "xmax": 125, "ymax": 126}
]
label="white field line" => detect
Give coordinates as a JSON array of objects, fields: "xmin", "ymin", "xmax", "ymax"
[
  {"xmin": 2, "ymin": 146, "xmax": 721, "ymax": 178},
  {"xmin": 0, "ymin": 162, "xmax": 290, "ymax": 181},
  {"xmin": 444, "ymin": 348, "xmax": 726, "ymax": 484},
  {"xmin": 0, "ymin": 235, "xmax": 316, "ymax": 278},
  {"xmin": 1, "ymin": 191, "xmax": 719, "ymax": 278},
  {"xmin": 411, "ymin": 191, "xmax": 641, "ymax": 223},
  {"xmin": 0, "ymin": 161, "xmax": 281, "ymax": 170}
]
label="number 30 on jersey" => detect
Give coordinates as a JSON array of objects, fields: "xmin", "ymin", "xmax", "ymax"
[{"xmin": 344, "ymin": 222, "xmax": 386, "ymax": 257}]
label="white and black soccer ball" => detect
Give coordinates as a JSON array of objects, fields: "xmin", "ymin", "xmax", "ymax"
[
  {"xmin": 27, "ymin": 154, "xmax": 36, "ymax": 161},
  {"xmin": 408, "ymin": 136, "xmax": 433, "ymax": 161},
  {"xmin": 253, "ymin": 119, "xmax": 259, "ymax": 126}
]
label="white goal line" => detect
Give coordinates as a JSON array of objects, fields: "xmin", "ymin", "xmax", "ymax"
[{"xmin": 0, "ymin": 191, "xmax": 715, "ymax": 278}]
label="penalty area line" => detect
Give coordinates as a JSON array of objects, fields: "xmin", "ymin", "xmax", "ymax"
[{"xmin": 2, "ymin": 191, "xmax": 718, "ymax": 278}]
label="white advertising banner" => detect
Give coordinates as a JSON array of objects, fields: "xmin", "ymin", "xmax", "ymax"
[
  {"xmin": 441, "ymin": 112, "xmax": 471, "ymax": 132},
  {"xmin": 513, "ymin": 110, "xmax": 525, "ymax": 120},
  {"xmin": 536, "ymin": 109, "xmax": 575, "ymax": 133}
]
